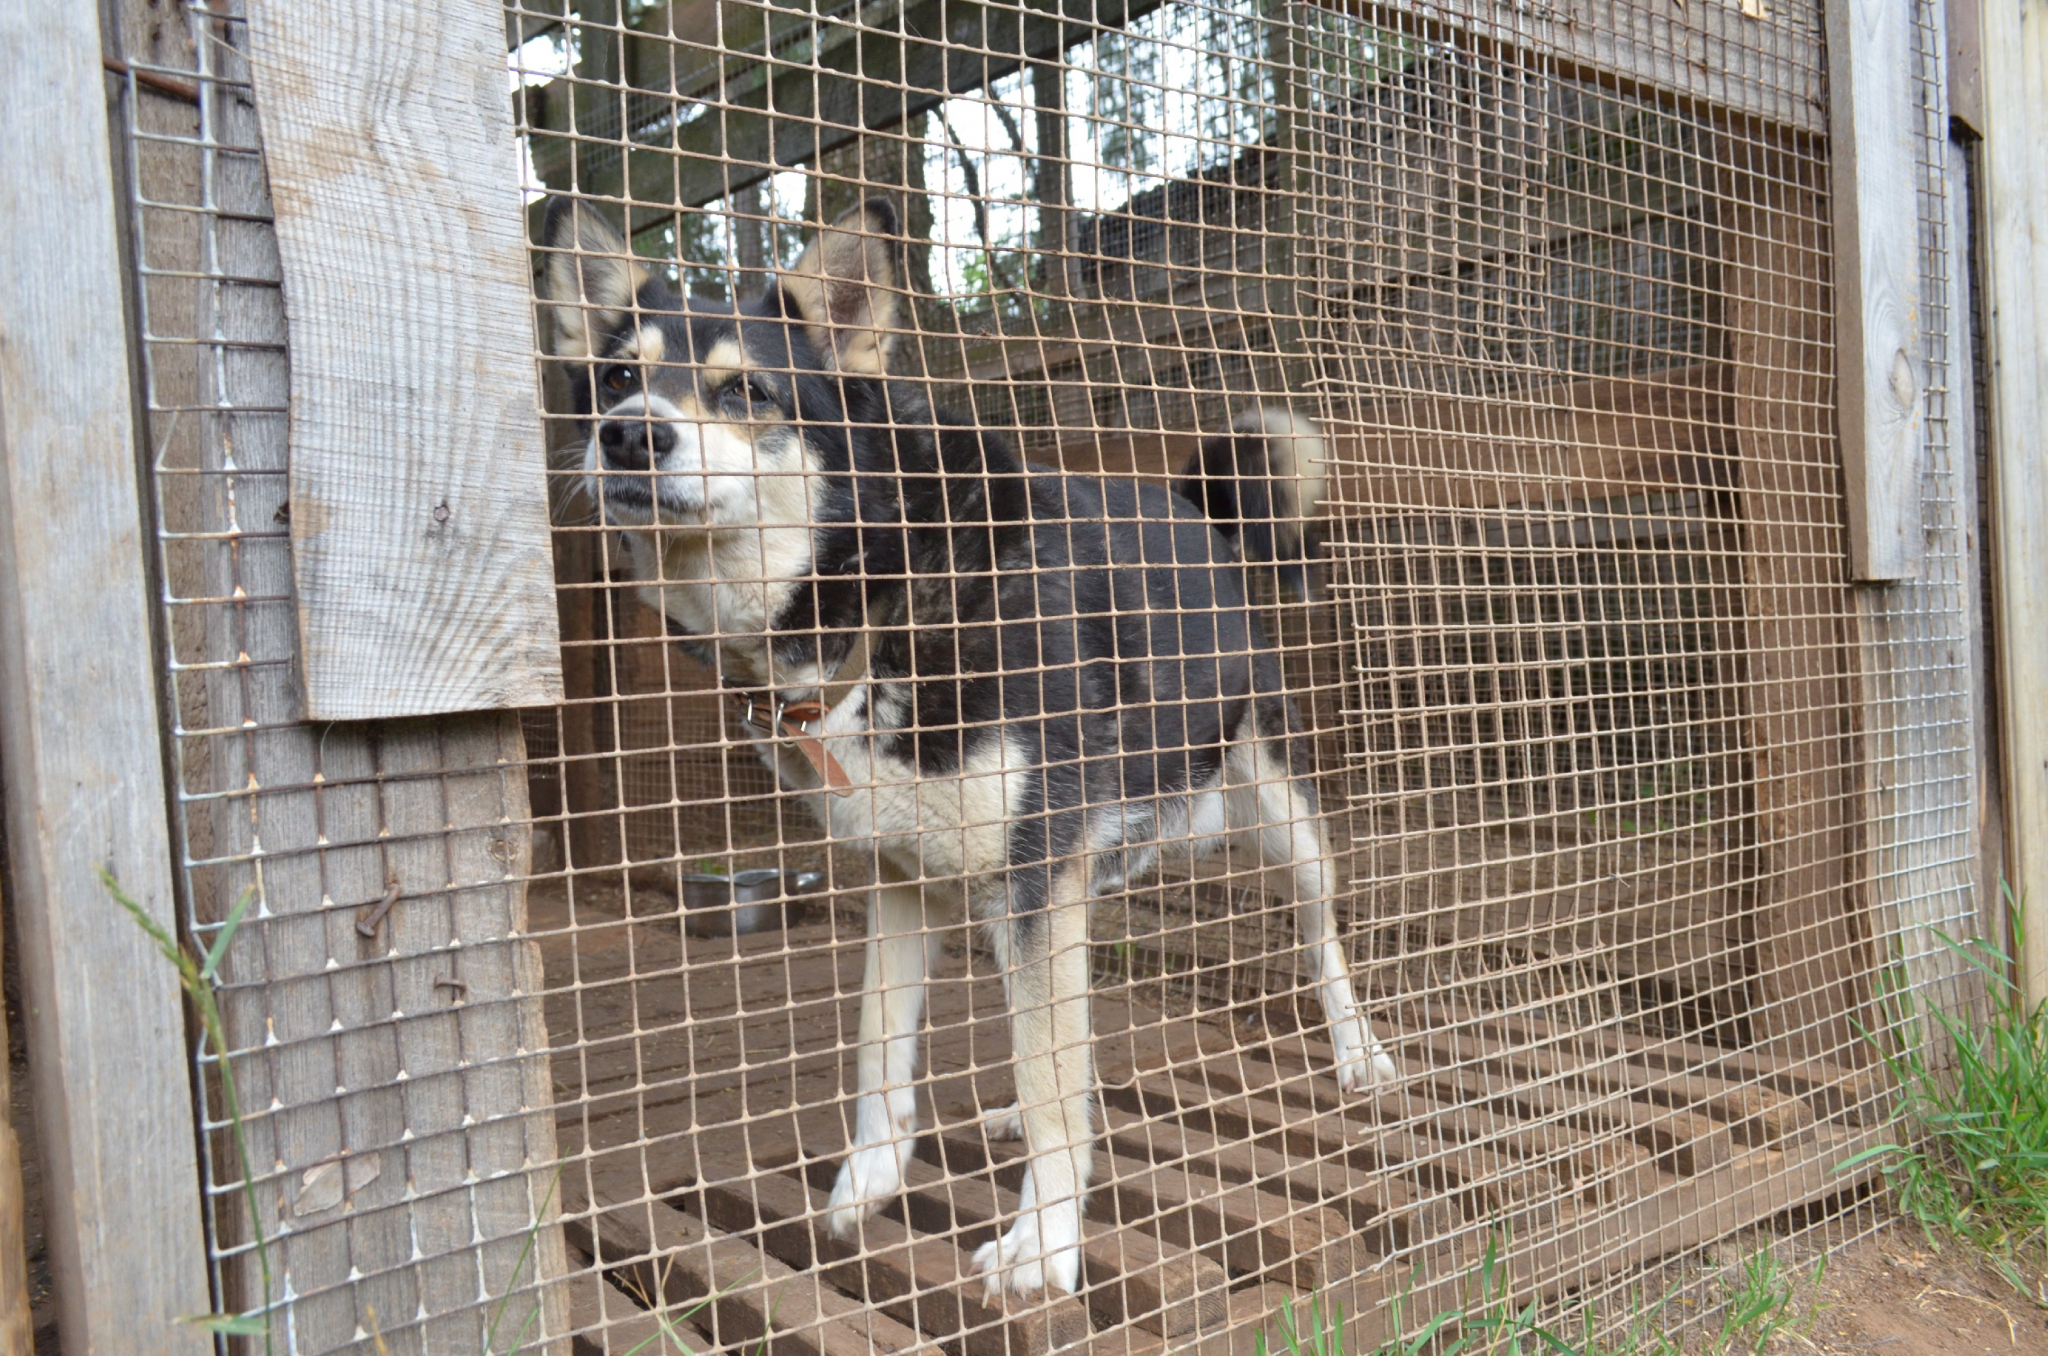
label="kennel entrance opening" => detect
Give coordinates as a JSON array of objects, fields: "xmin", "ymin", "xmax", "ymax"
[
  {"xmin": 511, "ymin": 0, "xmax": 1930, "ymax": 1350},
  {"xmin": 58, "ymin": 0, "xmax": 1984, "ymax": 1349}
]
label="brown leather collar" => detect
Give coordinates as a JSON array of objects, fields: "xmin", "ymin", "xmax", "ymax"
[{"xmin": 730, "ymin": 632, "xmax": 870, "ymax": 797}]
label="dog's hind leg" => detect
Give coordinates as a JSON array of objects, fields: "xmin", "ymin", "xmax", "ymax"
[
  {"xmin": 1229, "ymin": 737, "xmax": 1399, "ymax": 1090},
  {"xmin": 825, "ymin": 872, "xmax": 935, "ymax": 1237},
  {"xmin": 971, "ymin": 862, "xmax": 1094, "ymax": 1298}
]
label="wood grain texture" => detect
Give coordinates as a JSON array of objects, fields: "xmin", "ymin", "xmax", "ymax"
[
  {"xmin": 1950, "ymin": 0, "xmax": 1985, "ymax": 137},
  {"xmin": 244, "ymin": 0, "xmax": 562, "ymax": 720},
  {"xmin": 1979, "ymin": 0, "xmax": 2048, "ymax": 1002},
  {"xmin": 0, "ymin": 2, "xmax": 213, "ymax": 1347},
  {"xmin": 156, "ymin": 10, "xmax": 572, "ymax": 1349},
  {"xmin": 1854, "ymin": 128, "xmax": 1983, "ymax": 1027},
  {"xmin": 1827, "ymin": 0, "xmax": 1928, "ymax": 580},
  {"xmin": 1719, "ymin": 146, "xmax": 1868, "ymax": 1067}
]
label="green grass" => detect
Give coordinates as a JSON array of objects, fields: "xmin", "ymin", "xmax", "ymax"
[
  {"xmin": 1263, "ymin": 1233, "xmax": 1823, "ymax": 1356},
  {"xmin": 103, "ymin": 871, "xmax": 274, "ymax": 1354},
  {"xmin": 1699, "ymin": 1248, "xmax": 1818, "ymax": 1356},
  {"xmin": 1847, "ymin": 884, "xmax": 2048, "ymax": 1301}
]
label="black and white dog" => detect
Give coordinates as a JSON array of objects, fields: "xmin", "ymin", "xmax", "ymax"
[{"xmin": 539, "ymin": 196, "xmax": 1396, "ymax": 1299}]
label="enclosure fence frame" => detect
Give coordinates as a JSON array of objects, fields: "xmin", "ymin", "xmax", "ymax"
[
  {"xmin": 0, "ymin": 1, "xmax": 215, "ymax": 1349},
  {"xmin": 1979, "ymin": 0, "xmax": 2048, "ymax": 1004}
]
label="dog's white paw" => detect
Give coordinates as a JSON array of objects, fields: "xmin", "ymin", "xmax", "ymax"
[
  {"xmin": 825, "ymin": 1140, "xmax": 912, "ymax": 1238},
  {"xmin": 982, "ymin": 1102, "xmax": 1025, "ymax": 1141},
  {"xmin": 1332, "ymin": 1023, "xmax": 1401, "ymax": 1092},
  {"xmin": 970, "ymin": 1206, "xmax": 1082, "ymax": 1299}
]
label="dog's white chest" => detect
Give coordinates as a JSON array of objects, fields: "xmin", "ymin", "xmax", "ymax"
[{"xmin": 745, "ymin": 687, "xmax": 1024, "ymax": 885}]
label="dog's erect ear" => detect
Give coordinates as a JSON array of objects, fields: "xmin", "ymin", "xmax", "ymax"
[
  {"xmin": 779, "ymin": 198, "xmax": 903, "ymax": 376},
  {"xmin": 539, "ymin": 196, "xmax": 648, "ymax": 359}
]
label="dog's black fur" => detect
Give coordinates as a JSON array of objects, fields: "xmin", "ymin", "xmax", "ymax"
[
  {"xmin": 538, "ymin": 194, "xmax": 1387, "ymax": 1297},
  {"xmin": 544, "ymin": 195, "xmax": 1309, "ymax": 914}
]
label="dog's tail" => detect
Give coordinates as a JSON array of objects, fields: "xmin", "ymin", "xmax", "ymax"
[{"xmin": 1173, "ymin": 406, "xmax": 1329, "ymax": 599}]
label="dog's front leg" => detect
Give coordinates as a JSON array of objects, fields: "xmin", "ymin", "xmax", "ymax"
[
  {"xmin": 972, "ymin": 865, "xmax": 1094, "ymax": 1299},
  {"xmin": 825, "ymin": 877, "xmax": 933, "ymax": 1237}
]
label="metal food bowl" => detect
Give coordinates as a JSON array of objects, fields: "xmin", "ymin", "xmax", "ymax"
[{"xmin": 678, "ymin": 868, "xmax": 825, "ymax": 937}]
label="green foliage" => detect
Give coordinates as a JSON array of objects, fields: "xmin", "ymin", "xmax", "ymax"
[
  {"xmin": 1256, "ymin": 1294, "xmax": 1348, "ymax": 1356},
  {"xmin": 1268, "ymin": 1231, "xmax": 1826, "ymax": 1356},
  {"xmin": 1847, "ymin": 882, "xmax": 2048, "ymax": 1300},
  {"xmin": 103, "ymin": 872, "xmax": 273, "ymax": 1356},
  {"xmin": 1702, "ymin": 1249, "xmax": 1818, "ymax": 1356}
]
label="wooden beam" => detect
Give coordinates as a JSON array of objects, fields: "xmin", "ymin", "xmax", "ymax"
[
  {"xmin": 531, "ymin": 0, "xmax": 1825, "ymax": 225},
  {"xmin": 245, "ymin": 0, "xmax": 563, "ymax": 720},
  {"xmin": 1719, "ymin": 146, "xmax": 1867, "ymax": 1067},
  {"xmin": 1979, "ymin": 0, "xmax": 2048, "ymax": 1002},
  {"xmin": 1303, "ymin": 0, "xmax": 1823, "ymax": 136},
  {"xmin": 1846, "ymin": 133, "xmax": 1985, "ymax": 1026},
  {"xmin": 1045, "ymin": 364, "xmax": 1731, "ymax": 513},
  {"xmin": 1949, "ymin": 0, "xmax": 1985, "ymax": 138},
  {"xmin": 529, "ymin": 0, "xmax": 1170, "ymax": 216},
  {"xmin": 1826, "ymin": 0, "xmax": 1928, "ymax": 580},
  {"xmin": 0, "ymin": 2, "xmax": 213, "ymax": 1348}
]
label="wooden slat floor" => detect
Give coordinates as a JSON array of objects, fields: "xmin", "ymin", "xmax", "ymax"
[{"xmin": 533, "ymin": 889, "xmax": 1885, "ymax": 1356}]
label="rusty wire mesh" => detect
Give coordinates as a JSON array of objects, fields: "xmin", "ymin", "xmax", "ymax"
[{"xmin": 105, "ymin": 0, "xmax": 1984, "ymax": 1350}]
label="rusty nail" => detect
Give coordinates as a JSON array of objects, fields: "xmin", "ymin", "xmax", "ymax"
[
  {"xmin": 433, "ymin": 977, "xmax": 468, "ymax": 1002},
  {"xmin": 356, "ymin": 880, "xmax": 401, "ymax": 939}
]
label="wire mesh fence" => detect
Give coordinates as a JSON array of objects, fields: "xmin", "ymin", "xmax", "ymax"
[{"xmin": 102, "ymin": 0, "xmax": 1983, "ymax": 1350}]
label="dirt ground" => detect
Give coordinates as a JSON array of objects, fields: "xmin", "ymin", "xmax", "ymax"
[
  {"xmin": 1802, "ymin": 1230, "xmax": 2045, "ymax": 1356},
  {"xmin": 1695, "ymin": 1222, "xmax": 2048, "ymax": 1356}
]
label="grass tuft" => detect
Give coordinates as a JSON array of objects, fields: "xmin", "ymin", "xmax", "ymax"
[
  {"xmin": 103, "ymin": 871, "xmax": 274, "ymax": 1355},
  {"xmin": 1265, "ymin": 1231, "xmax": 1826, "ymax": 1356},
  {"xmin": 1848, "ymin": 883, "xmax": 2048, "ymax": 1300}
]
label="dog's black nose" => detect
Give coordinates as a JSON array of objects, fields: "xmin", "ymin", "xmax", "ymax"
[{"xmin": 597, "ymin": 417, "xmax": 676, "ymax": 472}]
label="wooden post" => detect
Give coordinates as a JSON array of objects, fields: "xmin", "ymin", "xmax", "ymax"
[
  {"xmin": 1720, "ymin": 145, "xmax": 1869, "ymax": 1068},
  {"xmin": 0, "ymin": 2, "xmax": 214, "ymax": 1349},
  {"xmin": 1851, "ymin": 103, "xmax": 1989, "ymax": 1033},
  {"xmin": 1033, "ymin": 56, "xmax": 1071, "ymax": 300},
  {"xmin": 117, "ymin": 4, "xmax": 574, "ymax": 1348},
  {"xmin": 1980, "ymin": 0, "xmax": 2048, "ymax": 1002},
  {"xmin": 1826, "ymin": 0, "xmax": 1929, "ymax": 581}
]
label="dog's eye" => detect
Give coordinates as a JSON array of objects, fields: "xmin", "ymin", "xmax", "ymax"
[
  {"xmin": 600, "ymin": 364, "xmax": 635, "ymax": 394},
  {"xmin": 721, "ymin": 375, "xmax": 777, "ymax": 417}
]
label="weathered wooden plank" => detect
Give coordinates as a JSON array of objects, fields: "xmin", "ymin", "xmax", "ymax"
[
  {"xmin": 1091, "ymin": 1104, "xmax": 1440, "ymax": 1251},
  {"xmin": 1980, "ymin": 0, "xmax": 2048, "ymax": 1004},
  {"xmin": 864, "ymin": 1151, "xmax": 1231, "ymax": 1339},
  {"xmin": 1854, "ymin": 114, "xmax": 1986, "ymax": 1035},
  {"xmin": 1719, "ymin": 143, "xmax": 1869, "ymax": 1066},
  {"xmin": 691, "ymin": 1159, "xmax": 1094, "ymax": 1356},
  {"xmin": 1949, "ymin": 0, "xmax": 1984, "ymax": 137},
  {"xmin": 1827, "ymin": 0, "xmax": 1928, "ymax": 580},
  {"xmin": 931, "ymin": 1128, "xmax": 1362, "ymax": 1291},
  {"xmin": 156, "ymin": 9, "xmax": 573, "ymax": 1350},
  {"xmin": 1304, "ymin": 0, "xmax": 1824, "ymax": 136},
  {"xmin": 566, "ymin": 1247, "xmax": 710, "ymax": 1355},
  {"xmin": 564, "ymin": 1188, "xmax": 944, "ymax": 1356},
  {"xmin": 243, "ymin": 0, "xmax": 562, "ymax": 720},
  {"xmin": 0, "ymin": 3, "xmax": 213, "ymax": 1349}
]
